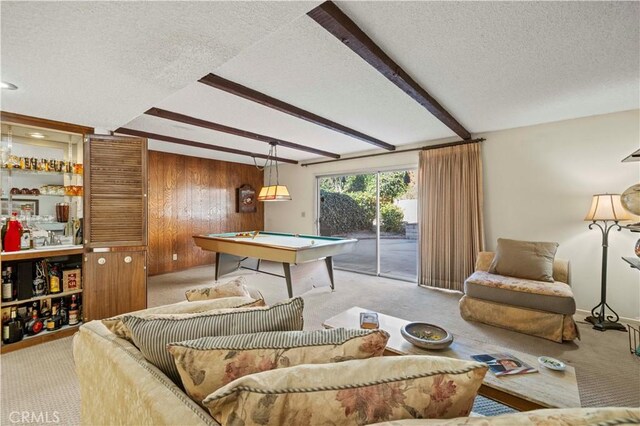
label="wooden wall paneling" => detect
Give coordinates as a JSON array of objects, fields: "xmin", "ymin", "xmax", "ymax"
[
  {"xmin": 147, "ymin": 151, "xmax": 161, "ymax": 275},
  {"xmin": 147, "ymin": 151, "xmax": 264, "ymax": 275},
  {"xmin": 165, "ymin": 154, "xmax": 178, "ymax": 271},
  {"xmin": 177, "ymin": 155, "xmax": 188, "ymax": 271}
]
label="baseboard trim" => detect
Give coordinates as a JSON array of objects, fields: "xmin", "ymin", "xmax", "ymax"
[{"xmin": 575, "ymin": 308, "xmax": 640, "ymax": 326}]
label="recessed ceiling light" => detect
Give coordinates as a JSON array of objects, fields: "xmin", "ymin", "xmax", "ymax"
[
  {"xmin": 28, "ymin": 132, "xmax": 46, "ymax": 139},
  {"xmin": 1, "ymin": 81, "xmax": 18, "ymax": 90}
]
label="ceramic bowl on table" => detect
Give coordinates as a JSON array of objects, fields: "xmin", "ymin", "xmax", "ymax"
[{"xmin": 400, "ymin": 322, "xmax": 454, "ymax": 350}]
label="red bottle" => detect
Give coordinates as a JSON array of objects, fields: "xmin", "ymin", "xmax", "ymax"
[{"xmin": 3, "ymin": 213, "xmax": 22, "ymax": 252}]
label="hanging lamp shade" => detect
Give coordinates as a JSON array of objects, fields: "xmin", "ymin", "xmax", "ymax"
[
  {"xmin": 257, "ymin": 185, "xmax": 292, "ymax": 201},
  {"xmin": 257, "ymin": 143, "xmax": 292, "ymax": 202},
  {"xmin": 584, "ymin": 194, "xmax": 632, "ymax": 221}
]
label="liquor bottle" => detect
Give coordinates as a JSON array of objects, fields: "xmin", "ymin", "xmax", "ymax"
[
  {"xmin": 1, "ymin": 268, "xmax": 13, "ymax": 302},
  {"xmin": 2, "ymin": 307, "xmax": 24, "ymax": 344},
  {"xmin": 40, "ymin": 299, "xmax": 52, "ymax": 322},
  {"xmin": 48, "ymin": 264, "xmax": 62, "ymax": 294},
  {"xmin": 68, "ymin": 295, "xmax": 79, "ymax": 326},
  {"xmin": 20, "ymin": 226, "xmax": 31, "ymax": 250},
  {"xmin": 25, "ymin": 310, "xmax": 44, "ymax": 335},
  {"xmin": 59, "ymin": 298, "xmax": 69, "ymax": 325},
  {"xmin": 46, "ymin": 305, "xmax": 63, "ymax": 331},
  {"xmin": 33, "ymin": 261, "xmax": 47, "ymax": 297}
]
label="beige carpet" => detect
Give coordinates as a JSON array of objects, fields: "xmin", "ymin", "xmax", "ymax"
[
  {"xmin": 2, "ymin": 263, "xmax": 639, "ymax": 425},
  {"xmin": 150, "ymin": 263, "xmax": 640, "ymax": 409}
]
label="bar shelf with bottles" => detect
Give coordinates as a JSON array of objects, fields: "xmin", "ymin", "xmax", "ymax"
[{"xmin": 1, "ymin": 252, "xmax": 83, "ymax": 353}]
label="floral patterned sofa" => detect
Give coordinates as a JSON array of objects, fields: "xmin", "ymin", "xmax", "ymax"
[{"xmin": 73, "ymin": 300, "xmax": 636, "ymax": 425}]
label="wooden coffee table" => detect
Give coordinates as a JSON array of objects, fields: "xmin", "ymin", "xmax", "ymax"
[{"xmin": 323, "ymin": 307, "xmax": 581, "ymax": 411}]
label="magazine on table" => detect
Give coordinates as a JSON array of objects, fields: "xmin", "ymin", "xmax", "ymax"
[{"xmin": 471, "ymin": 353, "xmax": 538, "ymax": 376}]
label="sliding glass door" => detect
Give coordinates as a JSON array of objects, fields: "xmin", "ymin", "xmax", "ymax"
[
  {"xmin": 378, "ymin": 170, "xmax": 417, "ymax": 281},
  {"xmin": 318, "ymin": 173, "xmax": 377, "ymax": 275},
  {"xmin": 317, "ymin": 169, "xmax": 417, "ymax": 281}
]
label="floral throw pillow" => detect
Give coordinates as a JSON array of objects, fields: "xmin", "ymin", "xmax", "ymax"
[
  {"xmin": 185, "ymin": 277, "xmax": 250, "ymax": 301},
  {"xmin": 203, "ymin": 355, "xmax": 487, "ymax": 425},
  {"xmin": 168, "ymin": 328, "xmax": 389, "ymax": 404}
]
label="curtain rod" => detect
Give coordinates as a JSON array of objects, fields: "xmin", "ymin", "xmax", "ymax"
[{"xmin": 300, "ymin": 138, "xmax": 485, "ymax": 167}]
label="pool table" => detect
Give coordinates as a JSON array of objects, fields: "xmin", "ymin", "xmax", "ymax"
[{"xmin": 193, "ymin": 231, "xmax": 357, "ymax": 298}]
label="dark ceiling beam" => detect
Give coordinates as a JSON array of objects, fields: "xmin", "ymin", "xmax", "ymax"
[
  {"xmin": 308, "ymin": 1, "xmax": 471, "ymax": 140},
  {"xmin": 114, "ymin": 128, "xmax": 298, "ymax": 165},
  {"xmin": 145, "ymin": 107, "xmax": 339, "ymax": 159},
  {"xmin": 198, "ymin": 73, "xmax": 396, "ymax": 151}
]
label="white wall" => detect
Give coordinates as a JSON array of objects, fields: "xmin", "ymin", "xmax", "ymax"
[{"xmin": 265, "ymin": 110, "xmax": 640, "ymax": 319}]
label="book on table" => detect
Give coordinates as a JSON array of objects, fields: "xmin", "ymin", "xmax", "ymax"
[{"xmin": 471, "ymin": 353, "xmax": 538, "ymax": 376}]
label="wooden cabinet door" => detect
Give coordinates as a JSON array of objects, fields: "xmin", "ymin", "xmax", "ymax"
[
  {"xmin": 84, "ymin": 135, "xmax": 148, "ymax": 248},
  {"xmin": 83, "ymin": 250, "xmax": 147, "ymax": 321}
]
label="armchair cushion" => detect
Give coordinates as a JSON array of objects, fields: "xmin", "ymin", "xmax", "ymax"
[
  {"xmin": 465, "ymin": 271, "xmax": 576, "ymax": 315},
  {"xmin": 489, "ymin": 239, "xmax": 559, "ymax": 282},
  {"xmin": 203, "ymin": 355, "xmax": 488, "ymax": 425}
]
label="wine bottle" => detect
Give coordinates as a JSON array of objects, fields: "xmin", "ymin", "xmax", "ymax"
[
  {"xmin": 1, "ymin": 268, "xmax": 13, "ymax": 302},
  {"xmin": 59, "ymin": 298, "xmax": 69, "ymax": 325},
  {"xmin": 68, "ymin": 295, "xmax": 79, "ymax": 326},
  {"xmin": 2, "ymin": 307, "xmax": 24, "ymax": 344}
]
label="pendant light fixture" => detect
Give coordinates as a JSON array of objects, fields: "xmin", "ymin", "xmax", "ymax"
[{"xmin": 256, "ymin": 143, "xmax": 291, "ymax": 202}]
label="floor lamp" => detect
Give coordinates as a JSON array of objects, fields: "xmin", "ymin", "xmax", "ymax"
[{"xmin": 584, "ymin": 194, "xmax": 631, "ymax": 331}]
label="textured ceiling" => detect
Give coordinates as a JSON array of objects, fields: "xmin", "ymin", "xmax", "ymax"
[
  {"xmin": 336, "ymin": 1, "xmax": 640, "ymax": 133},
  {"xmin": 2, "ymin": 1, "xmax": 638, "ymax": 164},
  {"xmin": 0, "ymin": 1, "xmax": 318, "ymax": 130}
]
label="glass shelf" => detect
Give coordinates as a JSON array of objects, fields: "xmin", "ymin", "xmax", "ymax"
[
  {"xmin": 1, "ymin": 167, "xmax": 82, "ymax": 177},
  {"xmin": 6, "ymin": 194, "xmax": 82, "ymax": 198}
]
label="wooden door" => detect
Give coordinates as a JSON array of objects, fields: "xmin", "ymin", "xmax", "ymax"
[
  {"xmin": 84, "ymin": 135, "xmax": 148, "ymax": 248},
  {"xmin": 83, "ymin": 250, "xmax": 147, "ymax": 321}
]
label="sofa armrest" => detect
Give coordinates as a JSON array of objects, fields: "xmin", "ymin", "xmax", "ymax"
[
  {"xmin": 553, "ymin": 258, "xmax": 570, "ymax": 286},
  {"xmin": 475, "ymin": 252, "xmax": 495, "ymax": 272},
  {"xmin": 73, "ymin": 321, "xmax": 217, "ymax": 426}
]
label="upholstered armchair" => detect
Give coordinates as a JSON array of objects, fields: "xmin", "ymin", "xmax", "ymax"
[{"xmin": 459, "ymin": 251, "xmax": 579, "ymax": 342}]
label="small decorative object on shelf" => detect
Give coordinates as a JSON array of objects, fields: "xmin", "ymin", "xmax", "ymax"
[
  {"xmin": 3, "ymin": 213, "xmax": 23, "ymax": 252},
  {"xmin": 62, "ymin": 267, "xmax": 81, "ymax": 292}
]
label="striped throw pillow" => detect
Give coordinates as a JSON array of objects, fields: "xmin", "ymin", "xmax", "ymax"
[
  {"xmin": 102, "ymin": 296, "xmax": 264, "ymax": 340},
  {"xmin": 168, "ymin": 328, "xmax": 390, "ymax": 404},
  {"xmin": 121, "ymin": 297, "xmax": 304, "ymax": 384},
  {"xmin": 203, "ymin": 355, "xmax": 488, "ymax": 425}
]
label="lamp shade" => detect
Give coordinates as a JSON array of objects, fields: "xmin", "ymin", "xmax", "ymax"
[
  {"xmin": 584, "ymin": 194, "xmax": 632, "ymax": 221},
  {"xmin": 257, "ymin": 185, "xmax": 292, "ymax": 201}
]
